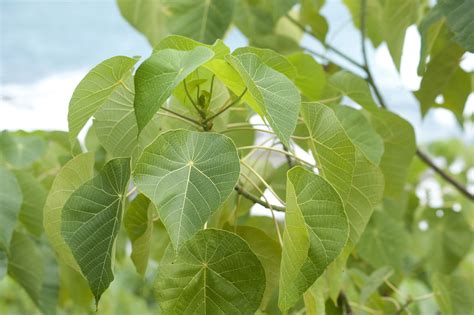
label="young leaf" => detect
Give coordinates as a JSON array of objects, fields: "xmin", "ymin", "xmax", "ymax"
[
  {"xmin": 279, "ymin": 167, "xmax": 349, "ymax": 312},
  {"xmin": 155, "ymin": 229, "xmax": 266, "ymax": 314},
  {"xmin": 67, "ymin": 56, "xmax": 139, "ymax": 145},
  {"xmin": 61, "ymin": 158, "xmax": 131, "ymax": 304},
  {"xmin": 134, "ymin": 47, "xmax": 215, "ymax": 131},
  {"xmin": 163, "ymin": 0, "xmax": 236, "ymax": 44},
  {"xmin": 133, "ymin": 130, "xmax": 240, "ymax": 249},
  {"xmin": 0, "ymin": 166, "xmax": 22, "ymax": 250},
  {"xmin": 365, "ymin": 109, "xmax": 416, "ymax": 199},
  {"xmin": 44, "ymin": 153, "xmax": 95, "ymax": 274},
  {"xmin": 123, "ymin": 194, "xmax": 155, "ymax": 276},
  {"xmin": 227, "ymin": 52, "xmax": 301, "ymax": 146}
]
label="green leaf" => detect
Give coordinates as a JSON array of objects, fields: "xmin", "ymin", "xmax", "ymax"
[
  {"xmin": 329, "ymin": 71, "xmax": 378, "ymax": 111},
  {"xmin": 134, "ymin": 47, "xmax": 214, "ymax": 131},
  {"xmin": 61, "ymin": 158, "xmax": 131, "ymax": 304},
  {"xmin": 439, "ymin": 0, "xmax": 474, "ymax": 52},
  {"xmin": 234, "ymin": 225, "xmax": 282, "ymax": 310},
  {"xmin": 417, "ymin": 6, "xmax": 444, "ymax": 75},
  {"xmin": 117, "ymin": 0, "xmax": 167, "ymax": 46},
  {"xmin": 365, "ymin": 110, "xmax": 416, "ymax": 199},
  {"xmin": 357, "ymin": 211, "xmax": 410, "ymax": 272},
  {"xmin": 288, "ymin": 52, "xmax": 326, "ymax": 100},
  {"xmin": 272, "ymin": 0, "xmax": 297, "ymax": 20},
  {"xmin": 0, "ymin": 131, "xmax": 47, "ymax": 168},
  {"xmin": 155, "ymin": 229, "xmax": 266, "ymax": 314},
  {"xmin": 7, "ymin": 231, "xmax": 59, "ymax": 315},
  {"xmin": 279, "ymin": 166, "xmax": 348, "ymax": 312},
  {"xmin": 227, "ymin": 52, "xmax": 301, "ymax": 146},
  {"xmin": 67, "ymin": 56, "xmax": 139, "ymax": 144},
  {"xmin": 233, "ymin": 0, "xmax": 275, "ymax": 39},
  {"xmin": 13, "ymin": 171, "xmax": 47, "ymax": 237},
  {"xmin": 414, "ymin": 208, "xmax": 472, "ymax": 273},
  {"xmin": 432, "ymin": 273, "xmax": 474, "ymax": 315},
  {"xmin": 300, "ymin": 0, "xmax": 328, "ymax": 43},
  {"xmin": 302, "ymin": 103, "xmax": 384, "ymax": 245},
  {"xmin": 301, "ymin": 102, "xmax": 356, "ymax": 199},
  {"xmin": 360, "ymin": 266, "xmax": 393, "ymax": 303},
  {"xmin": 44, "ymin": 153, "xmax": 95, "ymax": 274},
  {"xmin": 233, "ymin": 47, "xmax": 297, "ymax": 80},
  {"xmin": 333, "ymin": 106, "xmax": 384, "ymax": 165},
  {"xmin": 163, "ymin": 0, "xmax": 236, "ymax": 44},
  {"xmin": 124, "ymin": 194, "xmax": 156, "ymax": 276},
  {"xmin": 133, "ymin": 130, "xmax": 240, "ymax": 249},
  {"xmin": 153, "ymin": 35, "xmax": 230, "ymax": 59},
  {"xmin": 342, "ymin": 0, "xmax": 384, "ymax": 47},
  {"xmin": 0, "ymin": 250, "xmax": 6, "ymax": 280},
  {"xmin": 0, "ymin": 166, "xmax": 22, "ymax": 250},
  {"xmin": 415, "ymin": 26, "xmax": 466, "ymax": 117},
  {"xmin": 382, "ymin": 0, "xmax": 419, "ymax": 69}
]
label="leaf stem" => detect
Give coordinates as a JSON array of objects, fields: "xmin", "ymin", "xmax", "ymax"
[
  {"xmin": 238, "ymin": 146, "xmax": 317, "ymax": 169},
  {"xmin": 204, "ymin": 88, "xmax": 247, "ymax": 123},
  {"xmin": 184, "ymin": 79, "xmax": 206, "ymax": 119},
  {"xmin": 234, "ymin": 184, "xmax": 285, "ymax": 212},
  {"xmin": 160, "ymin": 107, "xmax": 202, "ymax": 127},
  {"xmin": 240, "ymin": 160, "xmax": 286, "ymax": 205}
]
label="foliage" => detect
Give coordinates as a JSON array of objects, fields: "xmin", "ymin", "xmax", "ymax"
[{"xmin": 1, "ymin": 0, "xmax": 473, "ymax": 314}]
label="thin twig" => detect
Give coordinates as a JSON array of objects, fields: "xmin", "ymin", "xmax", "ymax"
[
  {"xmin": 241, "ymin": 160, "xmax": 286, "ymax": 205},
  {"xmin": 234, "ymin": 184, "xmax": 285, "ymax": 212},
  {"xmin": 238, "ymin": 146, "xmax": 317, "ymax": 169},
  {"xmin": 338, "ymin": 292, "xmax": 354, "ymax": 315},
  {"xmin": 183, "ymin": 79, "xmax": 205, "ymax": 119},
  {"xmin": 416, "ymin": 149, "xmax": 474, "ymax": 200}
]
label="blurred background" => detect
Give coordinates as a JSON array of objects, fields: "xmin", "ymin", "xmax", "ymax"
[{"xmin": 1, "ymin": 0, "xmax": 473, "ymax": 143}]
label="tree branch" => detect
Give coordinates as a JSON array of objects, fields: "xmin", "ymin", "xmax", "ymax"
[{"xmin": 234, "ymin": 185, "xmax": 285, "ymax": 212}]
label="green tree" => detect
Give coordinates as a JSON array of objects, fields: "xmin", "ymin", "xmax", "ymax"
[{"xmin": 1, "ymin": 0, "xmax": 473, "ymax": 314}]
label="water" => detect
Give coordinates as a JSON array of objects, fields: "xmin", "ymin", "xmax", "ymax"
[{"xmin": 0, "ymin": 0, "xmax": 472, "ymax": 144}]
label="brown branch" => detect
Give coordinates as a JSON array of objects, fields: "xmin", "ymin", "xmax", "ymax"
[
  {"xmin": 234, "ymin": 185, "xmax": 285, "ymax": 212},
  {"xmin": 338, "ymin": 292, "xmax": 354, "ymax": 315}
]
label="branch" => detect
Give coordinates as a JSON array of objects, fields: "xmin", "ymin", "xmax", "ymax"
[
  {"xmin": 416, "ymin": 149, "xmax": 474, "ymax": 200},
  {"xmin": 160, "ymin": 107, "xmax": 202, "ymax": 127},
  {"xmin": 234, "ymin": 185, "xmax": 285, "ymax": 212},
  {"xmin": 338, "ymin": 291, "xmax": 354, "ymax": 315}
]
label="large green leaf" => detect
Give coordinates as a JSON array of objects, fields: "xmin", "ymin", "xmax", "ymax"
[
  {"xmin": 301, "ymin": 102, "xmax": 356, "ymax": 199},
  {"xmin": 357, "ymin": 211, "xmax": 410, "ymax": 272},
  {"xmin": 415, "ymin": 26, "xmax": 467, "ymax": 118},
  {"xmin": 0, "ymin": 166, "xmax": 22, "ymax": 250},
  {"xmin": 153, "ymin": 35, "xmax": 230, "ymax": 59},
  {"xmin": 227, "ymin": 52, "xmax": 301, "ymax": 146},
  {"xmin": 288, "ymin": 52, "xmax": 326, "ymax": 100},
  {"xmin": 155, "ymin": 229, "xmax": 266, "ymax": 314},
  {"xmin": 234, "ymin": 225, "xmax": 282, "ymax": 310},
  {"xmin": 44, "ymin": 153, "xmax": 95, "ymax": 274},
  {"xmin": 124, "ymin": 194, "xmax": 156, "ymax": 276},
  {"xmin": 7, "ymin": 231, "xmax": 59, "ymax": 315},
  {"xmin": 417, "ymin": 6, "xmax": 444, "ymax": 75},
  {"xmin": 233, "ymin": 0, "xmax": 275, "ymax": 39},
  {"xmin": 117, "ymin": 0, "xmax": 167, "ymax": 46},
  {"xmin": 134, "ymin": 47, "xmax": 215, "ymax": 131},
  {"xmin": 414, "ymin": 208, "xmax": 472, "ymax": 273},
  {"xmin": 439, "ymin": 0, "xmax": 474, "ymax": 52},
  {"xmin": 300, "ymin": 0, "xmax": 328, "ymax": 43},
  {"xmin": 133, "ymin": 130, "xmax": 240, "ymax": 249},
  {"xmin": 67, "ymin": 56, "xmax": 139, "ymax": 144},
  {"xmin": 61, "ymin": 158, "xmax": 131, "ymax": 304},
  {"xmin": 365, "ymin": 110, "xmax": 416, "ymax": 199},
  {"xmin": 432, "ymin": 273, "xmax": 474, "ymax": 315},
  {"xmin": 279, "ymin": 167, "xmax": 348, "ymax": 312},
  {"xmin": 333, "ymin": 106, "xmax": 384, "ymax": 165},
  {"xmin": 0, "ymin": 131, "xmax": 47, "ymax": 168},
  {"xmin": 342, "ymin": 0, "xmax": 384, "ymax": 47},
  {"xmin": 382, "ymin": 0, "xmax": 419, "ymax": 69},
  {"xmin": 14, "ymin": 171, "xmax": 47, "ymax": 237},
  {"xmin": 329, "ymin": 71, "xmax": 378, "ymax": 111},
  {"xmin": 163, "ymin": 0, "xmax": 236, "ymax": 44}
]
